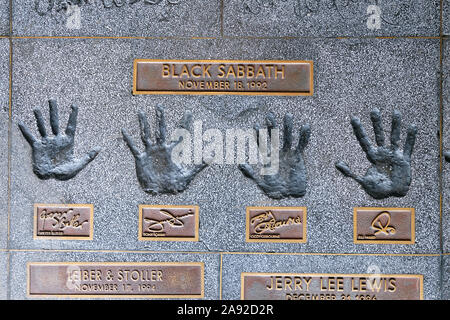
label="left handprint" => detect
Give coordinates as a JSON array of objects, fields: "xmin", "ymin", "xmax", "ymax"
[{"xmin": 18, "ymin": 99, "xmax": 100, "ymax": 180}]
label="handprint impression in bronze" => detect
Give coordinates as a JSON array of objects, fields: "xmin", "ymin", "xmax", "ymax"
[
  {"xmin": 122, "ymin": 106, "xmax": 208, "ymax": 195},
  {"xmin": 335, "ymin": 109, "xmax": 417, "ymax": 200},
  {"xmin": 18, "ymin": 100, "xmax": 100, "ymax": 181}
]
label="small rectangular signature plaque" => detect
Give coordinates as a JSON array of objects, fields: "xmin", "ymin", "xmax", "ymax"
[
  {"xmin": 139, "ymin": 205, "xmax": 199, "ymax": 241},
  {"xmin": 246, "ymin": 207, "xmax": 306, "ymax": 243},
  {"xmin": 354, "ymin": 207, "xmax": 415, "ymax": 244},
  {"xmin": 133, "ymin": 59, "xmax": 313, "ymax": 96},
  {"xmin": 34, "ymin": 204, "xmax": 94, "ymax": 240},
  {"xmin": 241, "ymin": 273, "xmax": 423, "ymax": 300},
  {"xmin": 28, "ymin": 262, "xmax": 204, "ymax": 298}
]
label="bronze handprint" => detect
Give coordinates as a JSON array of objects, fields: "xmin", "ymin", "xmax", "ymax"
[
  {"xmin": 238, "ymin": 112, "xmax": 311, "ymax": 199},
  {"xmin": 335, "ymin": 109, "xmax": 417, "ymax": 199},
  {"xmin": 122, "ymin": 106, "xmax": 207, "ymax": 195},
  {"xmin": 18, "ymin": 100, "xmax": 100, "ymax": 181},
  {"xmin": 444, "ymin": 152, "xmax": 450, "ymax": 163}
]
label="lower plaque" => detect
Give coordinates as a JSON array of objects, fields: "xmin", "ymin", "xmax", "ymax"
[
  {"xmin": 241, "ymin": 273, "xmax": 423, "ymax": 300},
  {"xmin": 28, "ymin": 262, "xmax": 204, "ymax": 298}
]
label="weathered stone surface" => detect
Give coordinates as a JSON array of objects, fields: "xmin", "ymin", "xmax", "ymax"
[
  {"xmin": 10, "ymin": 38, "xmax": 440, "ymax": 255},
  {"xmin": 4, "ymin": 1, "xmax": 446, "ymax": 299},
  {"xmin": 443, "ymin": 255, "xmax": 450, "ymax": 300},
  {"xmin": 0, "ymin": 39, "xmax": 8, "ymax": 250},
  {"xmin": 221, "ymin": 254, "xmax": 441, "ymax": 300},
  {"xmin": 0, "ymin": 0, "xmax": 9, "ymax": 36},
  {"xmin": 0, "ymin": 252, "xmax": 7, "ymax": 299},
  {"xmin": 8, "ymin": 251, "xmax": 220, "ymax": 299},
  {"xmin": 223, "ymin": 0, "xmax": 440, "ymax": 37},
  {"xmin": 444, "ymin": 39, "xmax": 450, "ymax": 254},
  {"xmin": 12, "ymin": 0, "xmax": 220, "ymax": 37},
  {"xmin": 444, "ymin": 0, "xmax": 450, "ymax": 36}
]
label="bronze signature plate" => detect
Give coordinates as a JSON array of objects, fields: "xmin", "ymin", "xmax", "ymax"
[
  {"xmin": 354, "ymin": 207, "xmax": 415, "ymax": 244},
  {"xmin": 246, "ymin": 207, "xmax": 307, "ymax": 243},
  {"xmin": 133, "ymin": 59, "xmax": 313, "ymax": 96},
  {"xmin": 139, "ymin": 205, "xmax": 199, "ymax": 241},
  {"xmin": 241, "ymin": 273, "xmax": 423, "ymax": 300},
  {"xmin": 28, "ymin": 262, "xmax": 204, "ymax": 298},
  {"xmin": 34, "ymin": 204, "xmax": 94, "ymax": 240}
]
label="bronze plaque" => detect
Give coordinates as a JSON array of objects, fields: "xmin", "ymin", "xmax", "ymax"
[
  {"xmin": 241, "ymin": 273, "xmax": 423, "ymax": 300},
  {"xmin": 34, "ymin": 204, "xmax": 94, "ymax": 240},
  {"xmin": 133, "ymin": 59, "xmax": 313, "ymax": 96},
  {"xmin": 246, "ymin": 207, "xmax": 306, "ymax": 243},
  {"xmin": 139, "ymin": 205, "xmax": 199, "ymax": 241},
  {"xmin": 28, "ymin": 262, "xmax": 204, "ymax": 298},
  {"xmin": 354, "ymin": 207, "xmax": 415, "ymax": 244}
]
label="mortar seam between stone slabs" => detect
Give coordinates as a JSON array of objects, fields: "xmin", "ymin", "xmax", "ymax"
[
  {"xmin": 8, "ymin": 36, "xmax": 442, "ymax": 40},
  {"xmin": 4, "ymin": 249, "xmax": 441, "ymax": 257},
  {"xmin": 224, "ymin": 36, "xmax": 442, "ymax": 40}
]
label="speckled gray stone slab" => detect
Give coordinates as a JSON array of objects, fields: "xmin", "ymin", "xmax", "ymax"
[
  {"xmin": 12, "ymin": 0, "xmax": 220, "ymax": 37},
  {"xmin": 10, "ymin": 38, "xmax": 440, "ymax": 254},
  {"xmin": 0, "ymin": 0, "xmax": 9, "ymax": 36},
  {"xmin": 444, "ymin": 39, "xmax": 450, "ymax": 251},
  {"xmin": 8, "ymin": 251, "xmax": 220, "ymax": 299},
  {"xmin": 0, "ymin": 252, "xmax": 8, "ymax": 299},
  {"xmin": 443, "ymin": 255, "xmax": 450, "ymax": 300},
  {"xmin": 0, "ymin": 39, "xmax": 9, "ymax": 250},
  {"xmin": 443, "ymin": 39, "xmax": 450, "ymax": 254},
  {"xmin": 221, "ymin": 253, "xmax": 441, "ymax": 300},
  {"xmin": 444, "ymin": 0, "xmax": 450, "ymax": 36},
  {"xmin": 223, "ymin": 0, "xmax": 440, "ymax": 37}
]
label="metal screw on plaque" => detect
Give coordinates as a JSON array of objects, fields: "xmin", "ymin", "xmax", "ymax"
[
  {"xmin": 122, "ymin": 106, "xmax": 208, "ymax": 195},
  {"xmin": 238, "ymin": 112, "xmax": 311, "ymax": 200},
  {"xmin": 18, "ymin": 100, "xmax": 101, "ymax": 180},
  {"xmin": 335, "ymin": 109, "xmax": 417, "ymax": 199}
]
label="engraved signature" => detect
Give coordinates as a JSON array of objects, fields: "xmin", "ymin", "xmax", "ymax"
[
  {"xmin": 370, "ymin": 211, "xmax": 396, "ymax": 236},
  {"xmin": 243, "ymin": 0, "xmax": 412, "ymax": 26},
  {"xmin": 250, "ymin": 211, "xmax": 302, "ymax": 234},
  {"xmin": 143, "ymin": 209, "xmax": 194, "ymax": 233},
  {"xmin": 39, "ymin": 208, "xmax": 88, "ymax": 230}
]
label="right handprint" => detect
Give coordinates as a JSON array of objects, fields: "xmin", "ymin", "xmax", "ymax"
[{"xmin": 335, "ymin": 109, "xmax": 417, "ymax": 200}]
